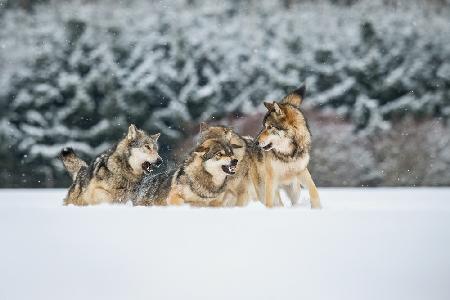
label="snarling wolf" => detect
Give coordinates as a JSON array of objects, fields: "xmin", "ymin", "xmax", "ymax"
[
  {"xmin": 135, "ymin": 137, "xmax": 239, "ymax": 207},
  {"xmin": 256, "ymin": 84, "xmax": 321, "ymax": 208},
  {"xmin": 197, "ymin": 123, "xmax": 261, "ymax": 207},
  {"xmin": 60, "ymin": 124, "xmax": 162, "ymax": 205}
]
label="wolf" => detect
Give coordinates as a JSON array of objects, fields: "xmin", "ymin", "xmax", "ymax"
[
  {"xmin": 136, "ymin": 137, "xmax": 239, "ymax": 207},
  {"xmin": 197, "ymin": 123, "xmax": 263, "ymax": 206},
  {"xmin": 255, "ymin": 84, "xmax": 321, "ymax": 208},
  {"xmin": 60, "ymin": 124, "xmax": 162, "ymax": 205}
]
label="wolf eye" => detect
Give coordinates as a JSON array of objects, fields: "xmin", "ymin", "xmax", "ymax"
[
  {"xmin": 145, "ymin": 144, "xmax": 152, "ymax": 150},
  {"xmin": 215, "ymin": 152, "xmax": 222, "ymax": 158}
]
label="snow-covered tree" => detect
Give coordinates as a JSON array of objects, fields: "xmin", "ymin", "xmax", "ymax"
[{"xmin": 0, "ymin": 0, "xmax": 449, "ymax": 187}]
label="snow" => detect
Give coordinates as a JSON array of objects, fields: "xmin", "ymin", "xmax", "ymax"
[{"xmin": 1, "ymin": 188, "xmax": 450, "ymax": 300}]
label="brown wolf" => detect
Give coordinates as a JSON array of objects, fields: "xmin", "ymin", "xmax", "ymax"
[
  {"xmin": 197, "ymin": 123, "xmax": 265, "ymax": 207},
  {"xmin": 60, "ymin": 124, "xmax": 162, "ymax": 205},
  {"xmin": 255, "ymin": 84, "xmax": 321, "ymax": 208},
  {"xmin": 137, "ymin": 137, "xmax": 239, "ymax": 207}
]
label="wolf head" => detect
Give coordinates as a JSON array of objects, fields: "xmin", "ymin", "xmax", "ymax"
[
  {"xmin": 193, "ymin": 138, "xmax": 240, "ymax": 176},
  {"xmin": 124, "ymin": 124, "xmax": 163, "ymax": 175},
  {"xmin": 256, "ymin": 84, "xmax": 311, "ymax": 154}
]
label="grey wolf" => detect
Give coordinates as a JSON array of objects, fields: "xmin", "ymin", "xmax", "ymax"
[
  {"xmin": 197, "ymin": 123, "xmax": 261, "ymax": 206},
  {"xmin": 255, "ymin": 84, "xmax": 321, "ymax": 208},
  {"xmin": 136, "ymin": 137, "xmax": 239, "ymax": 207},
  {"xmin": 60, "ymin": 124, "xmax": 162, "ymax": 205}
]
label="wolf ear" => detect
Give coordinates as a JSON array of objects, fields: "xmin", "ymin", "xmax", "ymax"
[
  {"xmin": 151, "ymin": 133, "xmax": 160, "ymax": 141},
  {"xmin": 225, "ymin": 130, "xmax": 233, "ymax": 140},
  {"xmin": 264, "ymin": 102, "xmax": 275, "ymax": 111},
  {"xmin": 264, "ymin": 102, "xmax": 283, "ymax": 115},
  {"xmin": 282, "ymin": 84, "xmax": 306, "ymax": 106},
  {"xmin": 195, "ymin": 145, "xmax": 209, "ymax": 154},
  {"xmin": 273, "ymin": 103, "xmax": 283, "ymax": 115},
  {"xmin": 199, "ymin": 122, "xmax": 210, "ymax": 133},
  {"xmin": 127, "ymin": 124, "xmax": 138, "ymax": 140}
]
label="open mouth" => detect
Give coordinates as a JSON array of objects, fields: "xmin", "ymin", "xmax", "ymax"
[
  {"xmin": 142, "ymin": 161, "xmax": 155, "ymax": 175},
  {"xmin": 221, "ymin": 164, "xmax": 237, "ymax": 175},
  {"xmin": 262, "ymin": 143, "xmax": 273, "ymax": 151}
]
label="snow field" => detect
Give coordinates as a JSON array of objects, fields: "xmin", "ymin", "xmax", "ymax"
[{"xmin": 0, "ymin": 188, "xmax": 450, "ymax": 300}]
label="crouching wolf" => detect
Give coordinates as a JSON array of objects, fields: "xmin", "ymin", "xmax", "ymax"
[
  {"xmin": 256, "ymin": 84, "xmax": 321, "ymax": 208},
  {"xmin": 135, "ymin": 138, "xmax": 239, "ymax": 207},
  {"xmin": 60, "ymin": 124, "xmax": 162, "ymax": 205},
  {"xmin": 197, "ymin": 123, "xmax": 261, "ymax": 207}
]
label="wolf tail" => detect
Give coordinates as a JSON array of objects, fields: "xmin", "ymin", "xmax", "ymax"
[{"xmin": 59, "ymin": 147, "xmax": 87, "ymax": 181}]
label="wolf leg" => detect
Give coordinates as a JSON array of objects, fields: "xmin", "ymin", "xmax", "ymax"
[
  {"xmin": 96, "ymin": 190, "xmax": 114, "ymax": 204},
  {"xmin": 89, "ymin": 188, "xmax": 114, "ymax": 205},
  {"xmin": 235, "ymin": 186, "xmax": 249, "ymax": 207},
  {"xmin": 274, "ymin": 189, "xmax": 284, "ymax": 207},
  {"xmin": 283, "ymin": 179, "xmax": 301, "ymax": 206},
  {"xmin": 299, "ymin": 168, "xmax": 321, "ymax": 209},
  {"xmin": 264, "ymin": 161, "xmax": 275, "ymax": 208},
  {"xmin": 234, "ymin": 179, "xmax": 251, "ymax": 207},
  {"xmin": 64, "ymin": 184, "xmax": 85, "ymax": 206},
  {"xmin": 209, "ymin": 199, "xmax": 225, "ymax": 207},
  {"xmin": 249, "ymin": 166, "xmax": 263, "ymax": 203},
  {"xmin": 223, "ymin": 190, "xmax": 236, "ymax": 207},
  {"xmin": 166, "ymin": 191, "xmax": 184, "ymax": 206}
]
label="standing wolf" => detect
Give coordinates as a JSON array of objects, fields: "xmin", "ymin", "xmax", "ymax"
[
  {"xmin": 256, "ymin": 84, "xmax": 321, "ymax": 208},
  {"xmin": 60, "ymin": 124, "xmax": 162, "ymax": 205}
]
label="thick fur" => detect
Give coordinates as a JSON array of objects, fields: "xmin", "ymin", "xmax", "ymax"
[
  {"xmin": 136, "ymin": 138, "xmax": 238, "ymax": 207},
  {"xmin": 60, "ymin": 147, "xmax": 87, "ymax": 181},
  {"xmin": 132, "ymin": 169, "xmax": 175, "ymax": 206},
  {"xmin": 197, "ymin": 124, "xmax": 263, "ymax": 207},
  {"xmin": 256, "ymin": 84, "xmax": 321, "ymax": 208},
  {"xmin": 168, "ymin": 138, "xmax": 238, "ymax": 206},
  {"xmin": 60, "ymin": 124, "xmax": 162, "ymax": 205}
]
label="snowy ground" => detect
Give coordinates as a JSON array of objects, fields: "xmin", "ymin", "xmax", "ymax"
[{"xmin": 1, "ymin": 188, "xmax": 450, "ymax": 300}]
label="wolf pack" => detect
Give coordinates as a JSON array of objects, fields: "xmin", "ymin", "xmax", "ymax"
[{"xmin": 60, "ymin": 84, "xmax": 321, "ymax": 208}]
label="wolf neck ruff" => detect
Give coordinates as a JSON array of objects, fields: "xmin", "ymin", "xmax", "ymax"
[
  {"xmin": 177, "ymin": 166, "xmax": 229, "ymax": 199},
  {"xmin": 270, "ymin": 139, "xmax": 305, "ymax": 162}
]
